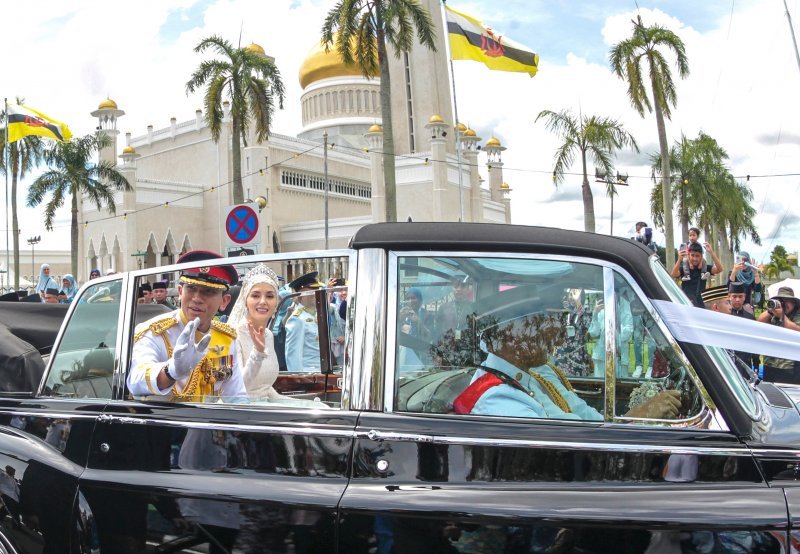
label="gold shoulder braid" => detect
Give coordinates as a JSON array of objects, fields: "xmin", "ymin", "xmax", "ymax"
[
  {"xmin": 546, "ymin": 362, "xmax": 574, "ymax": 391},
  {"xmin": 526, "ymin": 370, "xmax": 572, "ymax": 413},
  {"xmin": 212, "ymin": 319, "xmax": 237, "ymax": 338},
  {"xmin": 134, "ymin": 316, "xmax": 178, "ymax": 343}
]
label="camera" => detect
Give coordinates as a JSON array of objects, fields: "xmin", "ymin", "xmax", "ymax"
[{"xmin": 767, "ymin": 299, "xmax": 781, "ymax": 312}]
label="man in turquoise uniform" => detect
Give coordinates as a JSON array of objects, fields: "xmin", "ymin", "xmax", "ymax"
[{"xmin": 284, "ymin": 272, "xmax": 323, "ymax": 372}]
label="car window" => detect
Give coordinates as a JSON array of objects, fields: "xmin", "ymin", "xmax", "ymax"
[
  {"xmin": 393, "ymin": 255, "xmax": 710, "ymax": 425},
  {"xmin": 127, "ymin": 258, "xmax": 346, "ymax": 409},
  {"xmin": 41, "ymin": 279, "xmax": 122, "ymax": 399},
  {"xmin": 613, "ymin": 277, "xmax": 705, "ymax": 422}
]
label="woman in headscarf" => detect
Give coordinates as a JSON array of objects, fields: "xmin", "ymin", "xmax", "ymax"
[
  {"xmin": 59, "ymin": 274, "xmax": 78, "ymax": 303},
  {"xmin": 727, "ymin": 251, "xmax": 763, "ymax": 308},
  {"xmin": 35, "ymin": 264, "xmax": 58, "ymax": 301},
  {"xmin": 227, "ymin": 263, "xmax": 283, "ymax": 400}
]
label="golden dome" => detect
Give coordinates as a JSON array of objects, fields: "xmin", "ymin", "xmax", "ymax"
[
  {"xmin": 485, "ymin": 136, "xmax": 502, "ymax": 147},
  {"xmin": 98, "ymin": 98, "xmax": 118, "ymax": 110},
  {"xmin": 122, "ymin": 145, "xmax": 136, "ymax": 154},
  {"xmin": 245, "ymin": 42, "xmax": 266, "ymax": 56},
  {"xmin": 429, "ymin": 114, "xmax": 444, "ymax": 123},
  {"xmin": 456, "ymin": 122, "xmax": 467, "ymax": 132},
  {"xmin": 464, "ymin": 128, "xmax": 476, "ymax": 137},
  {"xmin": 299, "ymin": 38, "xmax": 375, "ymax": 89},
  {"xmin": 500, "ymin": 182, "xmax": 510, "ymax": 189},
  {"xmin": 367, "ymin": 124, "xmax": 383, "ymax": 133}
]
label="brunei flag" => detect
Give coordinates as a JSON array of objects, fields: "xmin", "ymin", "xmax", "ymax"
[
  {"xmin": 445, "ymin": 5, "xmax": 538, "ymax": 77},
  {"xmin": 6, "ymin": 104, "xmax": 72, "ymax": 144}
]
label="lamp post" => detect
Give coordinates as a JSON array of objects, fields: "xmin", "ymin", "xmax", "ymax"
[
  {"xmin": 595, "ymin": 169, "xmax": 629, "ymax": 236},
  {"xmin": 131, "ymin": 250, "xmax": 147, "ymax": 270},
  {"xmin": 26, "ymin": 236, "xmax": 41, "ymax": 286}
]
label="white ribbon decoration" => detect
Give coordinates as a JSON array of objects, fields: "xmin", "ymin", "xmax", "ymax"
[{"xmin": 653, "ymin": 300, "xmax": 800, "ymax": 361}]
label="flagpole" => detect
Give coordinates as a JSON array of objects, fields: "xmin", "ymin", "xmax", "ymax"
[
  {"xmin": 4, "ymin": 98, "xmax": 9, "ymax": 292},
  {"xmin": 441, "ymin": 0, "xmax": 465, "ymax": 222}
]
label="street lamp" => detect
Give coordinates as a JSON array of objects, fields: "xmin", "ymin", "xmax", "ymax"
[
  {"xmin": 595, "ymin": 169, "xmax": 629, "ymax": 236},
  {"xmin": 131, "ymin": 250, "xmax": 147, "ymax": 270},
  {"xmin": 26, "ymin": 236, "xmax": 41, "ymax": 286}
]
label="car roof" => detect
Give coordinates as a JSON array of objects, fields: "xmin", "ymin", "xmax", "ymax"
[{"xmin": 350, "ymin": 223, "xmax": 667, "ymax": 300}]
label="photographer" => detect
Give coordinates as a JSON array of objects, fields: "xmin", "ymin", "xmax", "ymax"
[
  {"xmin": 727, "ymin": 251, "xmax": 763, "ymax": 311},
  {"xmin": 757, "ymin": 287, "xmax": 800, "ymax": 383},
  {"xmin": 632, "ymin": 221, "xmax": 657, "ymax": 252},
  {"xmin": 670, "ymin": 242, "xmax": 723, "ymax": 308}
]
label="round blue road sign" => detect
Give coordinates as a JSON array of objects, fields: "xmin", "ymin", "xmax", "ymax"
[{"xmin": 225, "ymin": 205, "xmax": 259, "ymax": 244}]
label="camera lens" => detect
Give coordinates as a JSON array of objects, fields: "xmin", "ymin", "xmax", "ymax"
[{"xmin": 767, "ymin": 299, "xmax": 779, "ymax": 310}]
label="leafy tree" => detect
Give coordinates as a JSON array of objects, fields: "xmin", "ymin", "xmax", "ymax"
[
  {"xmin": 0, "ymin": 103, "xmax": 44, "ymax": 289},
  {"xmin": 322, "ymin": 0, "xmax": 436, "ymax": 222},
  {"xmin": 536, "ymin": 109, "xmax": 638, "ymax": 233},
  {"xmin": 610, "ymin": 15, "xmax": 689, "ymax": 267},
  {"xmin": 186, "ymin": 36, "xmax": 286, "ymax": 205},
  {"xmin": 765, "ymin": 245, "xmax": 792, "ymax": 279},
  {"xmin": 27, "ymin": 133, "xmax": 131, "ymax": 276}
]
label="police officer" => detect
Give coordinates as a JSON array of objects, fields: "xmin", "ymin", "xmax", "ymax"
[
  {"xmin": 284, "ymin": 271, "xmax": 323, "ymax": 372},
  {"xmin": 128, "ymin": 250, "xmax": 246, "ymax": 401}
]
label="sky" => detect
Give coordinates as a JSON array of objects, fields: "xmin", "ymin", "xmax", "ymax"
[{"xmin": 2, "ymin": 0, "xmax": 799, "ymax": 266}]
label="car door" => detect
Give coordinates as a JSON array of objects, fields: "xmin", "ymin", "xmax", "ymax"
[
  {"xmin": 79, "ymin": 254, "xmax": 358, "ymax": 553},
  {"xmin": 0, "ymin": 275, "xmax": 126, "ymax": 552},
  {"xmin": 339, "ymin": 251, "xmax": 788, "ymax": 553}
]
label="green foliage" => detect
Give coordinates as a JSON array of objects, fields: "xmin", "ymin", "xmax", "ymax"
[
  {"xmin": 536, "ymin": 109, "xmax": 638, "ymax": 233},
  {"xmin": 27, "ymin": 133, "xmax": 132, "ymax": 276},
  {"xmin": 765, "ymin": 245, "xmax": 793, "ymax": 279},
  {"xmin": 186, "ymin": 36, "xmax": 286, "ymax": 205},
  {"xmin": 322, "ymin": 0, "xmax": 436, "ymax": 222}
]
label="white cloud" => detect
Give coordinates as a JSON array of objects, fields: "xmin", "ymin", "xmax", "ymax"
[{"xmin": 3, "ymin": 0, "xmax": 799, "ymax": 267}]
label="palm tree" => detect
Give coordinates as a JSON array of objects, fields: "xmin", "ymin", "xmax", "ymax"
[
  {"xmin": 27, "ymin": 133, "xmax": 132, "ymax": 276},
  {"xmin": 186, "ymin": 36, "xmax": 286, "ymax": 205},
  {"xmin": 764, "ymin": 245, "xmax": 793, "ymax": 279},
  {"xmin": 536, "ymin": 109, "xmax": 638, "ymax": 233},
  {"xmin": 322, "ymin": 0, "xmax": 436, "ymax": 222},
  {"xmin": 610, "ymin": 15, "xmax": 689, "ymax": 267},
  {"xmin": 0, "ymin": 107, "xmax": 44, "ymax": 290}
]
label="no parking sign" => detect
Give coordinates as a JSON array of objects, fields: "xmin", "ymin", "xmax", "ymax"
[{"xmin": 224, "ymin": 203, "xmax": 261, "ymax": 249}]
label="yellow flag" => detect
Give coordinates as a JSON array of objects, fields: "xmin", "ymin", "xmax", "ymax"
[
  {"xmin": 7, "ymin": 104, "xmax": 72, "ymax": 143},
  {"xmin": 445, "ymin": 5, "xmax": 539, "ymax": 77}
]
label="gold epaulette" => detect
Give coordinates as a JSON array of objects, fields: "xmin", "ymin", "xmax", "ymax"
[
  {"xmin": 212, "ymin": 319, "xmax": 237, "ymax": 339},
  {"xmin": 134, "ymin": 315, "xmax": 178, "ymax": 343},
  {"xmin": 290, "ymin": 306, "xmax": 303, "ymax": 317}
]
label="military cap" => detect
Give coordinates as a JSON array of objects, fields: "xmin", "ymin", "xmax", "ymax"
[
  {"xmin": 177, "ymin": 250, "xmax": 238, "ymax": 290},
  {"xmin": 701, "ymin": 285, "xmax": 728, "ymax": 304},
  {"xmin": 728, "ymin": 282, "xmax": 746, "ymax": 294},
  {"xmin": 152, "ymin": 281, "xmax": 168, "ymax": 290},
  {"xmin": 288, "ymin": 271, "xmax": 323, "ymax": 291}
]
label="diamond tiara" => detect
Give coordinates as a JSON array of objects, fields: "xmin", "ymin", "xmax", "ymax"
[{"xmin": 243, "ymin": 263, "xmax": 279, "ymax": 286}]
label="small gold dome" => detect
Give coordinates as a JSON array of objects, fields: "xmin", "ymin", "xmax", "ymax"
[
  {"xmin": 464, "ymin": 128, "xmax": 476, "ymax": 137},
  {"xmin": 500, "ymin": 182, "xmax": 510, "ymax": 189},
  {"xmin": 456, "ymin": 122, "xmax": 467, "ymax": 132},
  {"xmin": 429, "ymin": 114, "xmax": 444, "ymax": 123},
  {"xmin": 367, "ymin": 124, "xmax": 383, "ymax": 133},
  {"xmin": 98, "ymin": 98, "xmax": 118, "ymax": 110},
  {"xmin": 245, "ymin": 42, "xmax": 266, "ymax": 56},
  {"xmin": 122, "ymin": 145, "xmax": 136, "ymax": 154},
  {"xmin": 299, "ymin": 37, "xmax": 376, "ymax": 89},
  {"xmin": 486, "ymin": 136, "xmax": 502, "ymax": 147}
]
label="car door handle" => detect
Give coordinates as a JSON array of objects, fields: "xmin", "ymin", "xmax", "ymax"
[
  {"xmin": 96, "ymin": 414, "xmax": 146, "ymax": 425},
  {"xmin": 364, "ymin": 430, "xmax": 434, "ymax": 443}
]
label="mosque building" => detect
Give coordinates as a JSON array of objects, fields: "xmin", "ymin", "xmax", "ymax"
[{"xmin": 79, "ymin": 0, "xmax": 512, "ymax": 280}]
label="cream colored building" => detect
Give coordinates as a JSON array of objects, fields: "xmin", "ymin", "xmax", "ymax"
[{"xmin": 80, "ymin": 0, "xmax": 512, "ymax": 281}]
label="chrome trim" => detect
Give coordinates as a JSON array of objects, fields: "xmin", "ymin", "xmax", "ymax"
[
  {"xmin": 355, "ymin": 428, "xmax": 750, "ymax": 456},
  {"xmin": 751, "ymin": 449, "xmax": 800, "ymax": 459},
  {"xmin": 0, "ymin": 409, "xmax": 102, "ymax": 421},
  {"xmin": 99, "ymin": 413, "xmax": 357, "ymax": 438},
  {"xmin": 340, "ymin": 251, "xmax": 359, "ymax": 410},
  {"xmin": 602, "ymin": 266, "xmax": 615, "ymax": 420},
  {"xmin": 350, "ymin": 249, "xmax": 387, "ymax": 411},
  {"xmin": 384, "ymin": 253, "xmax": 400, "ymax": 413}
]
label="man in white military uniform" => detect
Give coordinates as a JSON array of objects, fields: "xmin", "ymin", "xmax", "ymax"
[
  {"xmin": 285, "ymin": 271, "xmax": 323, "ymax": 372},
  {"xmin": 128, "ymin": 250, "xmax": 247, "ymax": 402}
]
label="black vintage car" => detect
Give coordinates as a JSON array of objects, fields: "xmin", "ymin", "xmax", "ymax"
[{"xmin": 0, "ymin": 222, "xmax": 798, "ymax": 553}]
